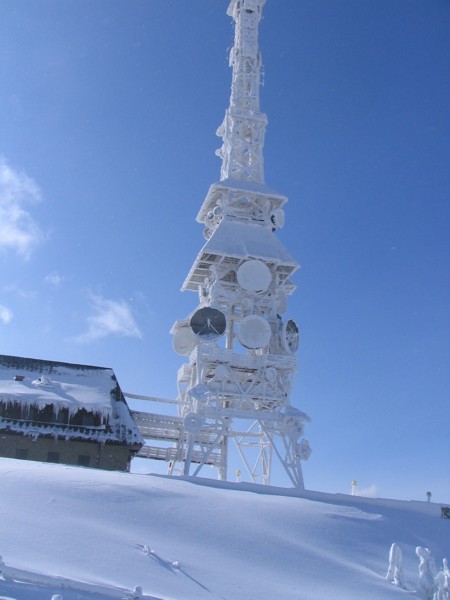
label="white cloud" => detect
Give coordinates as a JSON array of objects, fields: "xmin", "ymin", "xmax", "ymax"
[
  {"xmin": 74, "ymin": 294, "xmax": 142, "ymax": 343},
  {"xmin": 44, "ymin": 271, "xmax": 64, "ymax": 287},
  {"xmin": 0, "ymin": 305, "xmax": 13, "ymax": 324},
  {"xmin": 0, "ymin": 156, "xmax": 44, "ymax": 259},
  {"xmin": 2, "ymin": 282, "xmax": 38, "ymax": 299}
]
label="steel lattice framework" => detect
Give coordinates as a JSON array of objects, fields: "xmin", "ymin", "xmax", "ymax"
[{"xmin": 133, "ymin": 0, "xmax": 312, "ymax": 488}]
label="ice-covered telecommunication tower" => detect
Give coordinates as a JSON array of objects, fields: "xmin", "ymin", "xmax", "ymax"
[{"xmin": 139, "ymin": 0, "xmax": 311, "ymax": 488}]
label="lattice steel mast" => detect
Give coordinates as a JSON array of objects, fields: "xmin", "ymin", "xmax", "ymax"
[
  {"xmin": 216, "ymin": 0, "xmax": 267, "ymax": 183},
  {"xmin": 166, "ymin": 0, "xmax": 311, "ymax": 488}
]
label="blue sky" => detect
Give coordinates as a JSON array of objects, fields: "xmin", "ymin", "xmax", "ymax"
[{"xmin": 0, "ymin": 0, "xmax": 449, "ymax": 502}]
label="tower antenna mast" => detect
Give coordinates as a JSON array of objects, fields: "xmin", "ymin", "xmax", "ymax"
[
  {"xmin": 135, "ymin": 0, "xmax": 312, "ymax": 488},
  {"xmin": 217, "ymin": 0, "xmax": 268, "ymax": 184}
]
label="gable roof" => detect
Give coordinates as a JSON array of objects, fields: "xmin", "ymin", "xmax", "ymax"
[{"xmin": 0, "ymin": 354, "xmax": 143, "ymax": 448}]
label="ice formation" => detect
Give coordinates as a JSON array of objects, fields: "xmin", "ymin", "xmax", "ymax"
[
  {"xmin": 416, "ymin": 546, "xmax": 437, "ymax": 599},
  {"xmin": 434, "ymin": 558, "xmax": 450, "ymax": 600},
  {"xmin": 386, "ymin": 542, "xmax": 406, "ymax": 588}
]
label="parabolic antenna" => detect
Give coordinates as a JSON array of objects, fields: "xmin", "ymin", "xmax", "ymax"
[
  {"xmin": 270, "ymin": 208, "xmax": 285, "ymax": 229},
  {"xmin": 237, "ymin": 315, "xmax": 272, "ymax": 349},
  {"xmin": 190, "ymin": 307, "xmax": 226, "ymax": 341},
  {"xmin": 172, "ymin": 327, "xmax": 198, "ymax": 356},
  {"xmin": 264, "ymin": 367, "xmax": 277, "ymax": 383},
  {"xmin": 298, "ymin": 439, "xmax": 312, "ymax": 460},
  {"xmin": 237, "ymin": 259, "xmax": 272, "ymax": 294},
  {"xmin": 184, "ymin": 412, "xmax": 204, "ymax": 433},
  {"xmin": 281, "ymin": 319, "xmax": 300, "ymax": 354}
]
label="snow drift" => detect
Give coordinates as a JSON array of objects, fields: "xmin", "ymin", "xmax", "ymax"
[{"xmin": 0, "ymin": 458, "xmax": 448, "ymax": 599}]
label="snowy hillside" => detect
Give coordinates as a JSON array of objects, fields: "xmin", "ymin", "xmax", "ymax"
[{"xmin": 0, "ymin": 458, "xmax": 449, "ymax": 600}]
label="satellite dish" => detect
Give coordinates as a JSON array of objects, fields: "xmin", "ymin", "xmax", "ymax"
[
  {"xmin": 237, "ymin": 260, "xmax": 272, "ymax": 294},
  {"xmin": 172, "ymin": 327, "xmax": 197, "ymax": 356},
  {"xmin": 298, "ymin": 439, "xmax": 312, "ymax": 460},
  {"xmin": 281, "ymin": 319, "xmax": 300, "ymax": 353},
  {"xmin": 184, "ymin": 412, "xmax": 204, "ymax": 433},
  {"xmin": 264, "ymin": 367, "xmax": 277, "ymax": 383},
  {"xmin": 270, "ymin": 208, "xmax": 285, "ymax": 229},
  {"xmin": 237, "ymin": 315, "xmax": 271, "ymax": 349},
  {"xmin": 190, "ymin": 307, "xmax": 226, "ymax": 341}
]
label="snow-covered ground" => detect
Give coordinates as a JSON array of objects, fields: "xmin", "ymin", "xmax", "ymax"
[{"xmin": 0, "ymin": 458, "xmax": 449, "ymax": 600}]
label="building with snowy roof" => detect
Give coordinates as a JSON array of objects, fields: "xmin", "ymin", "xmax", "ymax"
[{"xmin": 0, "ymin": 354, "xmax": 143, "ymax": 471}]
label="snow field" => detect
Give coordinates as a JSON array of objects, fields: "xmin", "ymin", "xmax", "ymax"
[{"xmin": 0, "ymin": 458, "xmax": 449, "ymax": 599}]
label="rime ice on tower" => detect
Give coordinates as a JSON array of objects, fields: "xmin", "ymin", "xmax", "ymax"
[{"xmin": 169, "ymin": 0, "xmax": 311, "ymax": 488}]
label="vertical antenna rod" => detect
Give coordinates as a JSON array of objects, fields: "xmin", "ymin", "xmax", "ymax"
[{"xmin": 216, "ymin": 0, "xmax": 268, "ymax": 184}]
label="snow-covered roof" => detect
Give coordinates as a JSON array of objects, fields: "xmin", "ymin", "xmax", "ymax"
[
  {"xmin": 197, "ymin": 178, "xmax": 287, "ymax": 223},
  {"xmin": 182, "ymin": 220, "xmax": 299, "ymax": 292},
  {"xmin": 0, "ymin": 354, "xmax": 143, "ymax": 446},
  {"xmin": 203, "ymin": 220, "xmax": 297, "ymax": 264}
]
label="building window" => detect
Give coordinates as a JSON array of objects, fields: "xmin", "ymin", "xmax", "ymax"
[
  {"xmin": 29, "ymin": 403, "xmax": 54, "ymax": 424},
  {"xmin": 70, "ymin": 409, "xmax": 101, "ymax": 427},
  {"xmin": 77, "ymin": 454, "xmax": 90, "ymax": 467},
  {"xmin": 15, "ymin": 448, "xmax": 28, "ymax": 459},
  {"xmin": 56, "ymin": 407, "xmax": 69, "ymax": 424},
  {"xmin": 0, "ymin": 400, "xmax": 22, "ymax": 420},
  {"xmin": 47, "ymin": 451, "xmax": 60, "ymax": 463}
]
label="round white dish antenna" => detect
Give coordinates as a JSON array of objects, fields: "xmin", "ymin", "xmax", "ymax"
[
  {"xmin": 184, "ymin": 412, "xmax": 204, "ymax": 433},
  {"xmin": 190, "ymin": 307, "xmax": 226, "ymax": 341},
  {"xmin": 237, "ymin": 315, "xmax": 271, "ymax": 349},
  {"xmin": 172, "ymin": 327, "xmax": 197, "ymax": 356},
  {"xmin": 264, "ymin": 367, "xmax": 277, "ymax": 382},
  {"xmin": 237, "ymin": 260, "xmax": 272, "ymax": 294}
]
